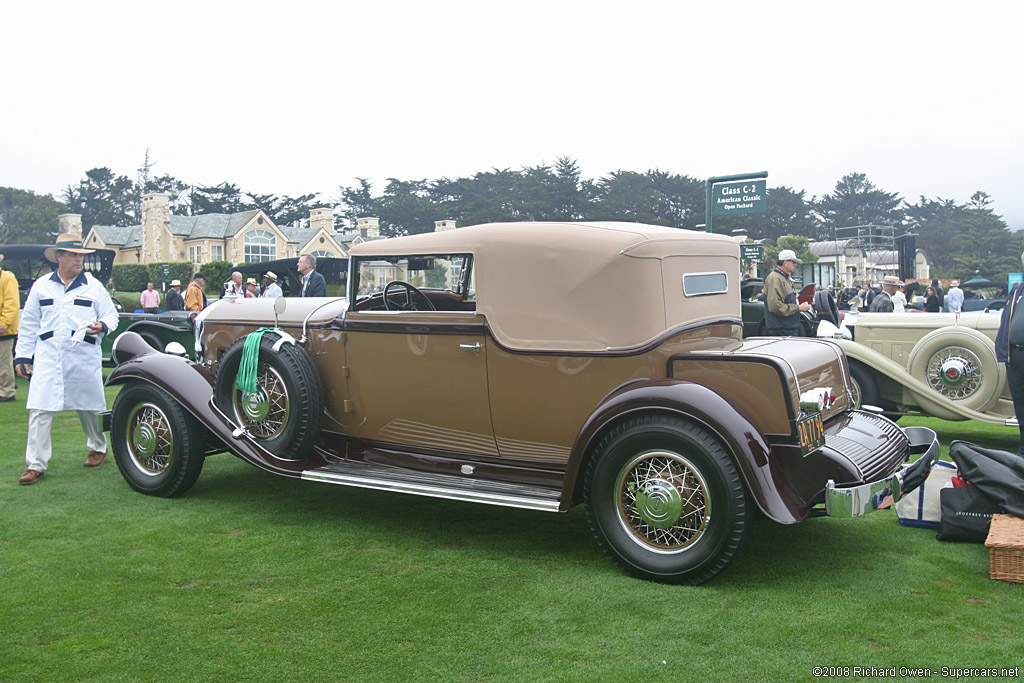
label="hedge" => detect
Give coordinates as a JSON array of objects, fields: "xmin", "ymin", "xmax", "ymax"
[
  {"xmin": 199, "ymin": 261, "xmax": 234, "ymax": 293},
  {"xmin": 111, "ymin": 261, "xmax": 194, "ymax": 292}
]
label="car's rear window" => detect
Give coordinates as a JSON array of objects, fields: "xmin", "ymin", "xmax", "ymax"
[{"xmin": 683, "ymin": 271, "xmax": 729, "ymax": 297}]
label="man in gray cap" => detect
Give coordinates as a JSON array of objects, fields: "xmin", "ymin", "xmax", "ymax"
[
  {"xmin": 996, "ymin": 251, "xmax": 1024, "ymax": 454},
  {"xmin": 763, "ymin": 248, "xmax": 811, "ymax": 336}
]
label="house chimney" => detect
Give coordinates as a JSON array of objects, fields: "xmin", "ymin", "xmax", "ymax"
[
  {"xmin": 434, "ymin": 219, "xmax": 457, "ymax": 232},
  {"xmin": 142, "ymin": 193, "xmax": 171, "ymax": 262},
  {"xmin": 357, "ymin": 217, "xmax": 380, "ymax": 239},
  {"xmin": 58, "ymin": 213, "xmax": 83, "ymax": 237},
  {"xmin": 309, "ymin": 207, "xmax": 334, "ymax": 232}
]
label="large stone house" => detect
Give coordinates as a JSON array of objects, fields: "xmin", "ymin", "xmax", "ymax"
[{"xmin": 83, "ymin": 193, "xmax": 352, "ymax": 267}]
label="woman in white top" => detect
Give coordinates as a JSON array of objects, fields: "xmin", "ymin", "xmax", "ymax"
[{"xmin": 891, "ymin": 285, "xmax": 907, "ymax": 313}]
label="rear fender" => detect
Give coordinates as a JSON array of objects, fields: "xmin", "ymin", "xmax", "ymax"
[
  {"xmin": 564, "ymin": 379, "xmax": 808, "ymax": 523},
  {"xmin": 106, "ymin": 331, "xmax": 316, "ymax": 476}
]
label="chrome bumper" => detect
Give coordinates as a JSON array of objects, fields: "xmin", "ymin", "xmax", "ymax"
[{"xmin": 825, "ymin": 426, "xmax": 940, "ymax": 518}]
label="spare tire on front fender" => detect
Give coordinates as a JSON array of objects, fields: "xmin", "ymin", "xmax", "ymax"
[{"xmin": 214, "ymin": 333, "xmax": 323, "ymax": 461}]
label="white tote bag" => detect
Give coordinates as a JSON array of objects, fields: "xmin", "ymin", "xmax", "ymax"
[{"xmin": 896, "ymin": 460, "xmax": 958, "ymax": 529}]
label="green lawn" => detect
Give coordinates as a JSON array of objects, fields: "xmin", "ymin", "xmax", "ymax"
[{"xmin": 2, "ymin": 385, "xmax": 1022, "ymax": 681}]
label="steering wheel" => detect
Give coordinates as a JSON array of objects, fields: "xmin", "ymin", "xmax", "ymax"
[{"xmin": 383, "ymin": 281, "xmax": 436, "ymax": 311}]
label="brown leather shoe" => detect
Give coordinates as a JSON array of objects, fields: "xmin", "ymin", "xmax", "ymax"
[
  {"xmin": 84, "ymin": 450, "xmax": 108, "ymax": 467},
  {"xmin": 18, "ymin": 469, "xmax": 44, "ymax": 485}
]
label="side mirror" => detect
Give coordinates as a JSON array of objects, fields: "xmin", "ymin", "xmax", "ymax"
[{"xmin": 273, "ymin": 296, "xmax": 287, "ymax": 328}]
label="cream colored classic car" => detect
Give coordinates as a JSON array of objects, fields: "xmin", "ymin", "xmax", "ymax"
[{"xmin": 824, "ymin": 310, "xmax": 1015, "ymax": 425}]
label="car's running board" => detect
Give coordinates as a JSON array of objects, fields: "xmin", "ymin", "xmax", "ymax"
[{"xmin": 302, "ymin": 461, "xmax": 562, "ymax": 512}]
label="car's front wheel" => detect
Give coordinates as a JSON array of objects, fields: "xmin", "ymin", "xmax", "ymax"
[
  {"xmin": 111, "ymin": 382, "xmax": 206, "ymax": 497},
  {"xmin": 584, "ymin": 415, "xmax": 748, "ymax": 584}
]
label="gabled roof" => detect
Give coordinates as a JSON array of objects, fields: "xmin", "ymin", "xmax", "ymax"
[
  {"xmin": 91, "ymin": 224, "xmax": 142, "ymax": 249},
  {"xmin": 167, "ymin": 211, "xmax": 260, "ymax": 239},
  {"xmin": 89, "ymin": 210, "xmax": 304, "ymax": 246}
]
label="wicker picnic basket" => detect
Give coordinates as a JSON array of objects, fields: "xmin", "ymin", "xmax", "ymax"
[{"xmin": 985, "ymin": 514, "xmax": 1024, "ymax": 583}]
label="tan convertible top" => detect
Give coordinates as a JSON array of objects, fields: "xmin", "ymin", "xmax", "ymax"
[{"xmin": 350, "ymin": 222, "xmax": 740, "ymax": 351}]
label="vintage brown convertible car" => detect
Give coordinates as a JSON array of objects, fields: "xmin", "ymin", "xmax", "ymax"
[{"xmin": 104, "ymin": 222, "xmax": 937, "ymax": 584}]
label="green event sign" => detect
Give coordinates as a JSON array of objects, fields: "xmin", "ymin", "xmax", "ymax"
[
  {"xmin": 712, "ymin": 179, "xmax": 767, "ymax": 217},
  {"xmin": 740, "ymin": 243, "xmax": 763, "ymax": 261}
]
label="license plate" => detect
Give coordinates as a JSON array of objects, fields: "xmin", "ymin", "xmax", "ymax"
[{"xmin": 798, "ymin": 412, "xmax": 825, "ymax": 454}]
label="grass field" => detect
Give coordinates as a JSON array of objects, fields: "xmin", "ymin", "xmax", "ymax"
[{"xmin": 2, "ymin": 381, "xmax": 1022, "ymax": 681}]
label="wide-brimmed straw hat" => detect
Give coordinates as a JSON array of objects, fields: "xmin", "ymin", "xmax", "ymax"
[
  {"xmin": 245, "ymin": 277, "xmax": 258, "ymax": 286},
  {"xmin": 44, "ymin": 233, "xmax": 95, "ymax": 262},
  {"xmin": 264, "ymin": 271, "xmax": 278, "ymax": 281},
  {"xmin": 878, "ymin": 275, "xmax": 904, "ymax": 287},
  {"xmin": 169, "ymin": 279, "xmax": 182, "ymax": 287}
]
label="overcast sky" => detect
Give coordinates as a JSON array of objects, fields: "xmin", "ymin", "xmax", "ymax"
[{"xmin": 3, "ymin": 1, "xmax": 1022, "ymax": 229}]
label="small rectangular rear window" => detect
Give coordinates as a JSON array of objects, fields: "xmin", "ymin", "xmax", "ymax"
[{"xmin": 682, "ymin": 271, "xmax": 728, "ymax": 297}]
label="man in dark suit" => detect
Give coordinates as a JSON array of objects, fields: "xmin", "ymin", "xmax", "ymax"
[
  {"xmin": 297, "ymin": 254, "xmax": 326, "ymax": 297},
  {"xmin": 165, "ymin": 279, "xmax": 185, "ymax": 311}
]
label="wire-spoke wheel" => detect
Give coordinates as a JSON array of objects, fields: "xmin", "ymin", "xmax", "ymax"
[
  {"xmin": 125, "ymin": 402, "xmax": 174, "ymax": 475},
  {"xmin": 112, "ymin": 382, "xmax": 205, "ymax": 497},
  {"xmin": 585, "ymin": 415, "xmax": 748, "ymax": 585},
  {"xmin": 616, "ymin": 451, "xmax": 710, "ymax": 552},
  {"xmin": 214, "ymin": 333, "xmax": 322, "ymax": 461}
]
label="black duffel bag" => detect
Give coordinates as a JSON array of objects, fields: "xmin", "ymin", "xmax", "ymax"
[{"xmin": 937, "ymin": 441, "xmax": 1024, "ymax": 543}]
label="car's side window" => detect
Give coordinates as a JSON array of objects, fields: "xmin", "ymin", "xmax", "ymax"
[{"xmin": 353, "ymin": 254, "xmax": 476, "ymax": 312}]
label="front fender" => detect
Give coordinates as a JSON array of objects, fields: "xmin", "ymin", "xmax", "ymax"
[
  {"xmin": 105, "ymin": 331, "xmax": 317, "ymax": 477},
  {"xmin": 564, "ymin": 379, "xmax": 808, "ymax": 524}
]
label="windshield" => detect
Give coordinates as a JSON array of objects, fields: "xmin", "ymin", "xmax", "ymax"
[{"xmin": 352, "ymin": 254, "xmax": 474, "ymax": 302}]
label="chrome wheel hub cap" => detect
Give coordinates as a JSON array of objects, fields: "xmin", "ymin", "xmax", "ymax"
[
  {"xmin": 241, "ymin": 388, "xmax": 270, "ymax": 421},
  {"xmin": 132, "ymin": 422, "xmax": 157, "ymax": 457},
  {"xmin": 938, "ymin": 358, "xmax": 968, "ymax": 387},
  {"xmin": 616, "ymin": 450, "xmax": 710, "ymax": 553},
  {"xmin": 634, "ymin": 479, "xmax": 683, "ymax": 528},
  {"xmin": 926, "ymin": 347, "xmax": 982, "ymax": 399}
]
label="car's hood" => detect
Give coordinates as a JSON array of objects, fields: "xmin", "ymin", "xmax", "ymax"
[{"xmin": 200, "ymin": 297, "xmax": 347, "ymax": 327}]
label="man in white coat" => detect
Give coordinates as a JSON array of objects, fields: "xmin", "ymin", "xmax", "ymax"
[{"xmin": 14, "ymin": 234, "xmax": 119, "ymax": 485}]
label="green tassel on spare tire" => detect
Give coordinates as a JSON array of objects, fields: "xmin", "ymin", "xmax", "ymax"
[{"xmin": 236, "ymin": 328, "xmax": 277, "ymax": 394}]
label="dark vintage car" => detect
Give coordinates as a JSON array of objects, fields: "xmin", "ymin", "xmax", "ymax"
[
  {"xmin": 233, "ymin": 256, "xmax": 347, "ymax": 297},
  {"xmin": 0, "ymin": 243, "xmax": 115, "ymax": 303},
  {"xmin": 100, "ymin": 309, "xmax": 195, "ymax": 364},
  {"xmin": 104, "ymin": 222, "xmax": 938, "ymax": 584}
]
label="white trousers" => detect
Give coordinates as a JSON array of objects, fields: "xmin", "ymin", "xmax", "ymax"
[{"xmin": 25, "ymin": 409, "xmax": 107, "ymax": 473}]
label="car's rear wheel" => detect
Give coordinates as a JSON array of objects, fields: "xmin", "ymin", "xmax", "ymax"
[
  {"xmin": 111, "ymin": 382, "xmax": 205, "ymax": 497},
  {"xmin": 214, "ymin": 334, "xmax": 323, "ymax": 461},
  {"xmin": 584, "ymin": 415, "xmax": 748, "ymax": 585}
]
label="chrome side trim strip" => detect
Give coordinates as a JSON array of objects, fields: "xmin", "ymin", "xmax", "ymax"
[{"xmin": 301, "ymin": 469, "xmax": 562, "ymax": 512}]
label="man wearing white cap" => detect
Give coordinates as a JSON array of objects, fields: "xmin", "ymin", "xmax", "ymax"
[
  {"xmin": 996, "ymin": 252, "xmax": 1024, "ymax": 455},
  {"xmin": 14, "ymin": 234, "xmax": 119, "ymax": 484},
  {"xmin": 261, "ymin": 271, "xmax": 282, "ymax": 298},
  {"xmin": 763, "ymin": 249, "xmax": 811, "ymax": 336}
]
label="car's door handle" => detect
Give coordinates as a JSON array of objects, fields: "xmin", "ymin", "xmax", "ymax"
[{"xmin": 459, "ymin": 342, "xmax": 481, "ymax": 353}]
